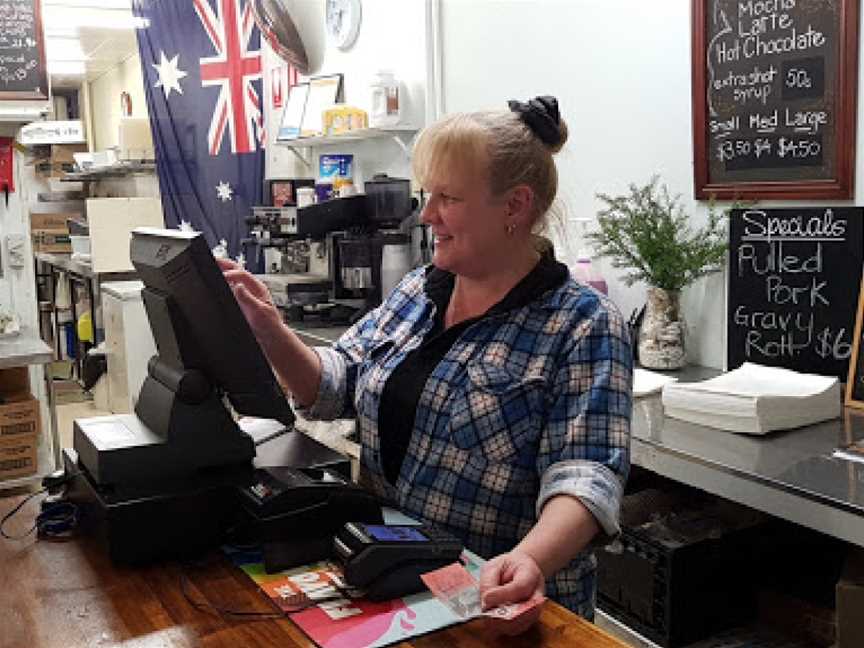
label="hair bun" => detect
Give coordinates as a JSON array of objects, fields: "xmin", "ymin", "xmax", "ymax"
[{"xmin": 508, "ymin": 95, "xmax": 564, "ymax": 150}]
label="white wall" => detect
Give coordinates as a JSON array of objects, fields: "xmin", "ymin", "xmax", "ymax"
[
  {"xmin": 88, "ymin": 53, "xmax": 150, "ymax": 151},
  {"xmin": 440, "ymin": 0, "xmax": 864, "ymax": 369},
  {"xmin": 265, "ymin": 0, "xmax": 430, "ymax": 184},
  {"xmin": 0, "ymin": 124, "xmax": 40, "ymax": 332},
  {"xmin": 0, "ymin": 123, "xmax": 50, "ymax": 441}
]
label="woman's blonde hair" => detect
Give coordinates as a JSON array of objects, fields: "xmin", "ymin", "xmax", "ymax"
[{"xmin": 412, "ymin": 109, "xmax": 568, "ymax": 233}]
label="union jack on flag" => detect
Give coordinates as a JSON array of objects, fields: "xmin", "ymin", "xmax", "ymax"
[
  {"xmin": 193, "ymin": 0, "xmax": 264, "ymax": 155},
  {"xmin": 133, "ymin": 0, "xmax": 266, "ymax": 261}
]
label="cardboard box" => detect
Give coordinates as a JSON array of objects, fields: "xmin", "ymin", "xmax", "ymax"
[
  {"xmin": 118, "ymin": 118, "xmax": 154, "ymax": 160},
  {"xmin": 0, "ymin": 434, "xmax": 38, "ymax": 481},
  {"xmin": 32, "ymin": 228, "xmax": 72, "ymax": 253},
  {"xmin": 30, "ymin": 212, "xmax": 77, "ymax": 231},
  {"xmin": 35, "ymin": 160, "xmax": 76, "ymax": 179},
  {"xmin": 51, "ymin": 143, "xmax": 88, "ymax": 165},
  {"xmin": 0, "ymin": 397, "xmax": 40, "ymax": 440},
  {"xmin": 0, "ymin": 366, "xmax": 40, "ymax": 480},
  {"xmin": 0, "ymin": 367, "xmax": 41, "ymax": 443},
  {"xmin": 0, "ymin": 366, "xmax": 29, "ymax": 394},
  {"xmin": 87, "ymin": 197, "xmax": 164, "ymax": 272},
  {"xmin": 837, "ymin": 550, "xmax": 864, "ymax": 648}
]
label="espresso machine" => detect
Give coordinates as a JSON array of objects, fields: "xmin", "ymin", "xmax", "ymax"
[
  {"xmin": 327, "ymin": 175, "xmax": 416, "ymax": 321},
  {"xmin": 254, "ymin": 175, "xmax": 416, "ymax": 323}
]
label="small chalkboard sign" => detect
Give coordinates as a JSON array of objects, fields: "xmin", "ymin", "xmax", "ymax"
[
  {"xmin": 727, "ymin": 207, "xmax": 864, "ymax": 379},
  {"xmin": 0, "ymin": 0, "xmax": 48, "ymax": 101},
  {"xmin": 692, "ymin": 0, "xmax": 859, "ymax": 199}
]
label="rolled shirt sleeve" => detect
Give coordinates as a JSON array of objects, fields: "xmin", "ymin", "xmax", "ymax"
[
  {"xmin": 535, "ymin": 300, "xmax": 633, "ymax": 541},
  {"xmin": 294, "ymin": 267, "xmax": 430, "ymax": 421},
  {"xmin": 295, "ymin": 345, "xmax": 349, "ymax": 420}
]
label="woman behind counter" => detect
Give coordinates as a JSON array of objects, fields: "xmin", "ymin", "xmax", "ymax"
[{"xmin": 220, "ymin": 95, "xmax": 633, "ymax": 633}]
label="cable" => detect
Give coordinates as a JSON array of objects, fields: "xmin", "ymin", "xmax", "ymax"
[
  {"xmin": 179, "ymin": 563, "xmax": 284, "ymax": 620},
  {"xmin": 36, "ymin": 499, "xmax": 78, "ymax": 540},
  {"xmin": 0, "ymin": 487, "xmax": 46, "ymax": 540},
  {"xmin": 0, "ymin": 471, "xmax": 82, "ymax": 541}
]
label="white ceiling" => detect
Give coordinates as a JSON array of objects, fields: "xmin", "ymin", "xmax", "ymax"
[{"xmin": 43, "ymin": 0, "xmax": 142, "ymax": 89}]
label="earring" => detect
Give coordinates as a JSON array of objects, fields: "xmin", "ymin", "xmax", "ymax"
[{"xmin": 506, "ymin": 223, "xmax": 516, "ymax": 235}]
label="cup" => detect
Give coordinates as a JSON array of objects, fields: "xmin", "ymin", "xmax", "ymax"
[{"xmin": 297, "ymin": 187, "xmax": 316, "ymax": 208}]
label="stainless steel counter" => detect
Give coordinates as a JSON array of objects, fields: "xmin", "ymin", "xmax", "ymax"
[
  {"xmin": 0, "ymin": 327, "xmax": 53, "ymax": 368},
  {"xmin": 633, "ymin": 365, "xmax": 864, "ymax": 547},
  {"xmin": 34, "ymin": 251, "xmax": 136, "ymax": 281}
]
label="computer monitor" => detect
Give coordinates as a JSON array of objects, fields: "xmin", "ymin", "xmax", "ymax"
[
  {"xmin": 131, "ymin": 227, "xmax": 294, "ymax": 425},
  {"xmin": 73, "ymin": 227, "xmax": 294, "ymax": 487}
]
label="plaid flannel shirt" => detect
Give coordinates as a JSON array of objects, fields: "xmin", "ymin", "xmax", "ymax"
[{"xmin": 301, "ymin": 266, "xmax": 632, "ymax": 617}]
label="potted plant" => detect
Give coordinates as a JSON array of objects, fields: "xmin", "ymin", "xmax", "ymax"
[{"xmin": 587, "ymin": 176, "xmax": 728, "ymax": 370}]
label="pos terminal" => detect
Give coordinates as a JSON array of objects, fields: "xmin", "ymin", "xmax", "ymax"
[{"xmin": 333, "ymin": 522, "xmax": 464, "ymax": 600}]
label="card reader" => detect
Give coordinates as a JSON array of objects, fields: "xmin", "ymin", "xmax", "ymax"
[{"xmin": 333, "ymin": 522, "xmax": 464, "ymax": 601}]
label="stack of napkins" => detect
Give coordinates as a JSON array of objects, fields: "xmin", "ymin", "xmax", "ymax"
[
  {"xmin": 634, "ymin": 368, "xmax": 678, "ymax": 398},
  {"xmin": 661, "ymin": 363, "xmax": 841, "ymax": 435}
]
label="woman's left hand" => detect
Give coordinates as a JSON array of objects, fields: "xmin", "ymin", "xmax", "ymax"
[{"xmin": 478, "ymin": 550, "xmax": 545, "ymax": 636}]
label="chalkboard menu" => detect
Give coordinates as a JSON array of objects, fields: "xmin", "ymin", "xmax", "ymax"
[
  {"xmin": 727, "ymin": 207, "xmax": 863, "ymax": 378},
  {"xmin": 692, "ymin": 0, "xmax": 858, "ymax": 199},
  {"xmin": 0, "ymin": 0, "xmax": 48, "ymax": 100}
]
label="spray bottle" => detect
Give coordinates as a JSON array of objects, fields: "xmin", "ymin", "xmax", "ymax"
[{"xmin": 570, "ymin": 217, "xmax": 608, "ymax": 294}]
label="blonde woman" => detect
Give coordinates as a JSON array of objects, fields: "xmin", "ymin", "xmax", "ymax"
[{"xmin": 221, "ymin": 96, "xmax": 632, "ymax": 632}]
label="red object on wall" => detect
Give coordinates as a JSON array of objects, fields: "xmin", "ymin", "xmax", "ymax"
[{"xmin": 0, "ymin": 137, "xmax": 14, "ymax": 197}]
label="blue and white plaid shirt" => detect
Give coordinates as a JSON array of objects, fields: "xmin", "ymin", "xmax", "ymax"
[{"xmin": 302, "ymin": 266, "xmax": 632, "ymax": 617}]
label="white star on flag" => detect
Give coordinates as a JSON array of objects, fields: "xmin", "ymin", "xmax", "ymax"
[
  {"xmin": 152, "ymin": 51, "xmax": 188, "ymax": 99},
  {"xmin": 216, "ymin": 181, "xmax": 233, "ymax": 202}
]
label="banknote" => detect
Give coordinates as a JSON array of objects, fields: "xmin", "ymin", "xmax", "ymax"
[{"xmin": 421, "ymin": 562, "xmax": 546, "ymax": 621}]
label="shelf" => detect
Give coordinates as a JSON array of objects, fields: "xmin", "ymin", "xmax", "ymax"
[
  {"xmin": 60, "ymin": 161, "xmax": 156, "ymax": 182},
  {"xmin": 0, "ymin": 328, "xmax": 53, "ymax": 369},
  {"xmin": 275, "ymin": 127, "xmax": 418, "ymax": 167}
]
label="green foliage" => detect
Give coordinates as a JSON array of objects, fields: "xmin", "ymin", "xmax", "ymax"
[{"xmin": 588, "ymin": 176, "xmax": 729, "ymax": 293}]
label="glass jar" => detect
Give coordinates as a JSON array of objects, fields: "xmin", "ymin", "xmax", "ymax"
[{"xmin": 369, "ymin": 70, "xmax": 402, "ymax": 128}]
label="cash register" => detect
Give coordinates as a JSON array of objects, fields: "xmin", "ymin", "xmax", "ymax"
[{"xmin": 64, "ymin": 228, "xmax": 381, "ymax": 564}]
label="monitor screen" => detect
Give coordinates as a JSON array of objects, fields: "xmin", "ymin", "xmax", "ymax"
[{"xmin": 130, "ymin": 227, "xmax": 295, "ymax": 426}]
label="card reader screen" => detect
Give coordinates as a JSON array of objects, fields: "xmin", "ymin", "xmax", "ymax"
[{"xmin": 365, "ymin": 525, "xmax": 428, "ymax": 542}]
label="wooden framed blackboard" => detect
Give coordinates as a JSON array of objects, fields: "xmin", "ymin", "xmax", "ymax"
[
  {"xmin": 693, "ymin": 0, "xmax": 859, "ymax": 200},
  {"xmin": 727, "ymin": 207, "xmax": 863, "ymax": 379},
  {"xmin": 0, "ymin": 0, "xmax": 48, "ymax": 101}
]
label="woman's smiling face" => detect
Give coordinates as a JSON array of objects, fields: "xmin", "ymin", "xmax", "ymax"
[{"xmin": 420, "ymin": 166, "xmax": 513, "ymax": 279}]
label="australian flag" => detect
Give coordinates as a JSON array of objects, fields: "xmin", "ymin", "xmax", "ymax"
[{"xmin": 132, "ymin": 0, "xmax": 264, "ymax": 260}]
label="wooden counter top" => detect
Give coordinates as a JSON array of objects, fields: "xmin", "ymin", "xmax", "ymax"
[{"xmin": 0, "ymin": 494, "xmax": 627, "ymax": 648}]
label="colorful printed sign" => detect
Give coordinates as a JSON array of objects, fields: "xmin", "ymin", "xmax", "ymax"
[{"xmin": 228, "ymin": 548, "xmax": 484, "ymax": 648}]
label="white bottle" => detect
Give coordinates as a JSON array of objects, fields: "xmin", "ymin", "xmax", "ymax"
[
  {"xmin": 570, "ymin": 218, "xmax": 608, "ymax": 294},
  {"xmin": 369, "ymin": 70, "xmax": 402, "ymax": 128}
]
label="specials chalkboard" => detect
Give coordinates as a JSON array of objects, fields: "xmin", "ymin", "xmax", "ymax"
[
  {"xmin": 728, "ymin": 207, "xmax": 863, "ymax": 378},
  {"xmin": 0, "ymin": 0, "xmax": 48, "ymax": 100},
  {"xmin": 692, "ymin": 0, "xmax": 858, "ymax": 200}
]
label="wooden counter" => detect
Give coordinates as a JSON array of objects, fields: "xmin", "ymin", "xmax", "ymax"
[{"xmin": 0, "ymin": 494, "xmax": 626, "ymax": 648}]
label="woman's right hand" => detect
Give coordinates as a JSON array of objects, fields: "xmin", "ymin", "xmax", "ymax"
[{"xmin": 217, "ymin": 258, "xmax": 284, "ymax": 343}]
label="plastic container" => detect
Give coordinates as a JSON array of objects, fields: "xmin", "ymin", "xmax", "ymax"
[
  {"xmin": 369, "ymin": 71, "xmax": 402, "ymax": 128},
  {"xmin": 570, "ymin": 218, "xmax": 607, "ymax": 294},
  {"xmin": 380, "ymin": 233, "xmax": 412, "ymax": 298},
  {"xmin": 70, "ymin": 235, "xmax": 91, "ymax": 256}
]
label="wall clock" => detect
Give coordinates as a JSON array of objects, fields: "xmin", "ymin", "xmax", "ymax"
[{"xmin": 326, "ymin": 0, "xmax": 362, "ymax": 51}]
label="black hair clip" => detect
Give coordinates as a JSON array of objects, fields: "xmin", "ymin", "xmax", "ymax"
[{"xmin": 507, "ymin": 95, "xmax": 561, "ymax": 147}]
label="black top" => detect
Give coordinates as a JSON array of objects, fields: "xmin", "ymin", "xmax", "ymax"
[{"xmin": 377, "ymin": 255, "xmax": 569, "ymax": 484}]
